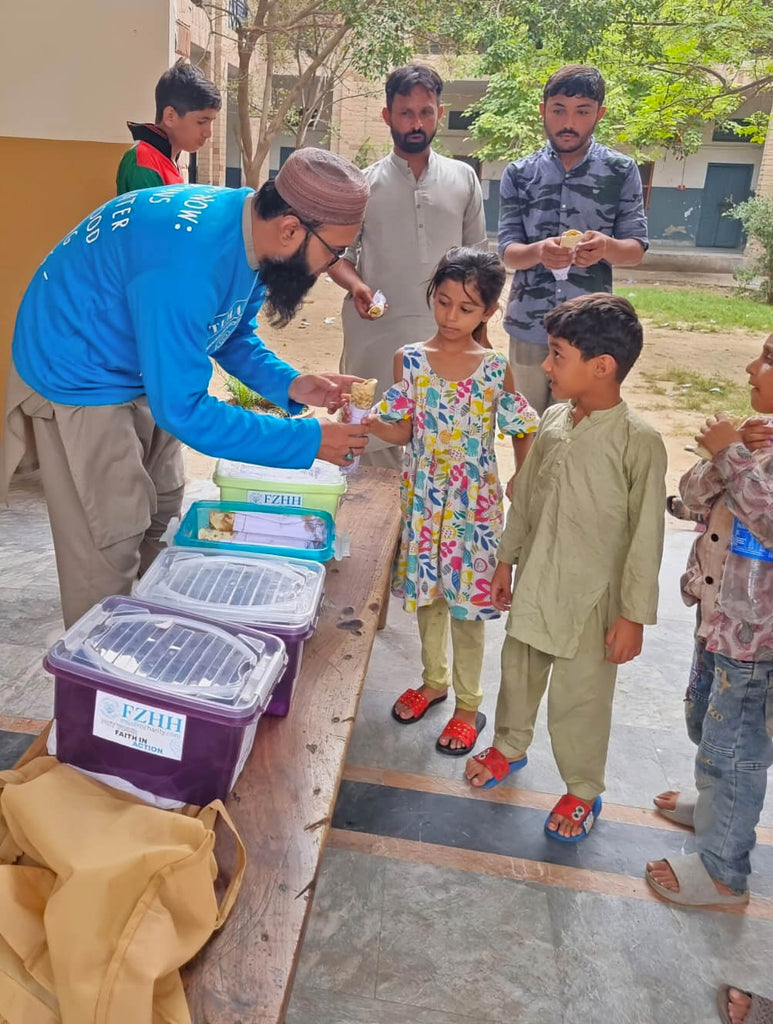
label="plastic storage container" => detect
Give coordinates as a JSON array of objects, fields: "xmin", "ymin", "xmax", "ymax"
[
  {"xmin": 45, "ymin": 596, "xmax": 287, "ymax": 805},
  {"xmin": 174, "ymin": 500, "xmax": 336, "ymax": 562},
  {"xmin": 133, "ymin": 548, "xmax": 325, "ymax": 716},
  {"xmin": 214, "ymin": 459, "xmax": 347, "ymax": 519}
]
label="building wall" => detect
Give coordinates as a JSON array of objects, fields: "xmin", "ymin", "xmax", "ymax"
[
  {"xmin": 0, "ymin": 0, "xmax": 174, "ymax": 413},
  {"xmin": 647, "ymin": 116, "xmax": 767, "ymax": 246}
]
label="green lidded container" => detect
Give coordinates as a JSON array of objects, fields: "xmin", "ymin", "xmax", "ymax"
[{"xmin": 213, "ymin": 459, "xmax": 347, "ymax": 519}]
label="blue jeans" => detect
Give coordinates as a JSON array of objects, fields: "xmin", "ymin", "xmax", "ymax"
[
  {"xmin": 693, "ymin": 652, "xmax": 773, "ymax": 891},
  {"xmin": 684, "ymin": 638, "xmax": 715, "ymax": 745}
]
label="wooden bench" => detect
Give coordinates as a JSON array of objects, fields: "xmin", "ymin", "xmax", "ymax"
[
  {"xmin": 180, "ymin": 466, "xmax": 400, "ymax": 1022},
  {"xmin": 14, "ymin": 467, "xmax": 400, "ymax": 1023}
]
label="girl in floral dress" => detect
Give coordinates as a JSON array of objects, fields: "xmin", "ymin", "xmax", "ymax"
[{"xmin": 367, "ymin": 248, "xmax": 539, "ymax": 755}]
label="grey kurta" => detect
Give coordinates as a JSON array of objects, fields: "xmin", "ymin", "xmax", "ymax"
[{"xmin": 339, "ymin": 149, "xmax": 486, "ymax": 452}]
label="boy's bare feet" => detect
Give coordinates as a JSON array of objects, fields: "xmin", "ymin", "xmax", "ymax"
[
  {"xmin": 726, "ymin": 989, "xmax": 752, "ymax": 1023},
  {"xmin": 465, "ymin": 754, "xmax": 493, "ymax": 786},
  {"xmin": 653, "ymin": 790, "xmax": 679, "ymax": 812},
  {"xmin": 393, "ymin": 684, "xmax": 448, "ymax": 721},
  {"xmin": 546, "ymin": 805, "xmax": 586, "ymax": 839},
  {"xmin": 465, "ymin": 748, "xmax": 526, "ymax": 786},
  {"xmin": 437, "ymin": 707, "xmax": 479, "ymax": 750},
  {"xmin": 645, "ymin": 859, "xmax": 737, "ymax": 897}
]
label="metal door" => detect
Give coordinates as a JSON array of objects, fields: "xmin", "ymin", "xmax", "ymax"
[{"xmin": 696, "ymin": 163, "xmax": 753, "ymax": 248}]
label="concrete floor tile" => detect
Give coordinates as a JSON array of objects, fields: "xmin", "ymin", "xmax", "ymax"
[
  {"xmin": 549, "ymin": 887, "xmax": 773, "ymax": 1024},
  {"xmin": 375, "ymin": 860, "xmax": 563, "ymax": 1022},
  {"xmin": 292, "ymin": 848, "xmax": 385, "ymax": 998},
  {"xmin": 286, "ymin": 986, "xmax": 507, "ymax": 1024}
]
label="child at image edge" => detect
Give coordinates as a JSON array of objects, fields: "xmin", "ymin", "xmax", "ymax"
[
  {"xmin": 466, "ymin": 293, "xmax": 667, "ymax": 844},
  {"xmin": 646, "ymin": 332, "xmax": 773, "ymax": 908},
  {"xmin": 368, "ymin": 248, "xmax": 539, "ymax": 756}
]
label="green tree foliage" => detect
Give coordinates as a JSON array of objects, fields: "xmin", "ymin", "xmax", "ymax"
[
  {"xmin": 728, "ymin": 197, "xmax": 773, "ymax": 303},
  {"xmin": 203, "ymin": 0, "xmax": 444, "ymax": 186},
  {"xmin": 464, "ymin": 0, "xmax": 773, "ymax": 161}
]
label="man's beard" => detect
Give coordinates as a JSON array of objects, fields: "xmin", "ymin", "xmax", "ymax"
[
  {"xmin": 391, "ymin": 126, "xmax": 436, "ymax": 154},
  {"xmin": 259, "ymin": 236, "xmax": 317, "ymax": 328}
]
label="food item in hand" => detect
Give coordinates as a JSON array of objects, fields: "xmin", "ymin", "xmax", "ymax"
[
  {"xmin": 560, "ymin": 229, "xmax": 584, "ymax": 249},
  {"xmin": 368, "ymin": 289, "xmax": 386, "ymax": 319},
  {"xmin": 350, "ymin": 378, "xmax": 377, "ymax": 410}
]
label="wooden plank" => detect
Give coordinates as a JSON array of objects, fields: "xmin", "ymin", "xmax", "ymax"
[{"xmin": 181, "ymin": 466, "xmax": 400, "ymax": 1023}]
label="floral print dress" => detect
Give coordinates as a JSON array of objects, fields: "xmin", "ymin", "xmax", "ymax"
[{"xmin": 376, "ymin": 344, "xmax": 539, "ymax": 620}]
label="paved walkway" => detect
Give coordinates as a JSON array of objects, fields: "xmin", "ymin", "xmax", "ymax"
[{"xmin": 1, "ymin": 476, "xmax": 772, "ymax": 1024}]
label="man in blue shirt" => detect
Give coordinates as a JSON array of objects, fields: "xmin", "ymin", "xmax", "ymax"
[
  {"xmin": 2, "ymin": 148, "xmax": 371, "ymax": 626},
  {"xmin": 499, "ymin": 65, "xmax": 648, "ymax": 415}
]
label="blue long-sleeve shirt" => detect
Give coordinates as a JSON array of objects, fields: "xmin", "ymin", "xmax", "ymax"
[{"xmin": 12, "ymin": 184, "xmax": 322, "ymax": 468}]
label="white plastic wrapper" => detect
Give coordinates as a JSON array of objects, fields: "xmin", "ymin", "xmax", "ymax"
[
  {"xmin": 368, "ymin": 289, "xmax": 387, "ymax": 318},
  {"xmin": 341, "ymin": 404, "xmax": 369, "ymax": 474}
]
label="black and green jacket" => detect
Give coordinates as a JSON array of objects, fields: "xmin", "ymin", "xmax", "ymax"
[{"xmin": 116, "ymin": 122, "xmax": 183, "ymax": 194}]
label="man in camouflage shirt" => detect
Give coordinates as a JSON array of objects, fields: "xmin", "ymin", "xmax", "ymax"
[{"xmin": 499, "ymin": 65, "xmax": 648, "ymax": 416}]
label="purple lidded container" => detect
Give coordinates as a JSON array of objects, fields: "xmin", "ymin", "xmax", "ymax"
[
  {"xmin": 132, "ymin": 548, "xmax": 325, "ymax": 717},
  {"xmin": 45, "ymin": 596, "xmax": 286, "ymax": 806}
]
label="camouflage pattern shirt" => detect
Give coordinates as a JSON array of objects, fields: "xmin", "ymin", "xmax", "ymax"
[{"xmin": 498, "ymin": 140, "xmax": 648, "ymax": 348}]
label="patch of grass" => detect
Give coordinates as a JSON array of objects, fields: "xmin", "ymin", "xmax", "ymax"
[
  {"xmin": 641, "ymin": 366, "xmax": 753, "ymax": 419},
  {"xmin": 615, "ymin": 286, "xmax": 773, "ymax": 332}
]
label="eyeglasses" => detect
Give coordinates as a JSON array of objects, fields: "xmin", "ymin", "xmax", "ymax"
[{"xmin": 300, "ymin": 221, "xmax": 347, "ymax": 267}]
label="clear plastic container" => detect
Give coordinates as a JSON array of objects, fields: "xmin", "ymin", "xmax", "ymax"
[
  {"xmin": 214, "ymin": 459, "xmax": 346, "ymax": 519},
  {"xmin": 45, "ymin": 597, "xmax": 287, "ymax": 805},
  {"xmin": 134, "ymin": 549, "xmax": 325, "ymax": 716},
  {"xmin": 174, "ymin": 500, "xmax": 336, "ymax": 562}
]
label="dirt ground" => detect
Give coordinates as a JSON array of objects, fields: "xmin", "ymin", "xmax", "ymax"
[{"xmin": 187, "ymin": 274, "xmax": 767, "ymax": 497}]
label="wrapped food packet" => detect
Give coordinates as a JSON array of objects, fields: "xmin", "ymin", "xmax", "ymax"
[
  {"xmin": 199, "ymin": 510, "xmax": 328, "ymax": 549},
  {"xmin": 342, "ymin": 378, "xmax": 377, "ymax": 474},
  {"xmin": 368, "ymin": 290, "xmax": 386, "ymax": 319},
  {"xmin": 552, "ymin": 229, "xmax": 584, "ymax": 281}
]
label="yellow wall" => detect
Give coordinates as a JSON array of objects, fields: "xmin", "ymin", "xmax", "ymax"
[{"xmin": 0, "ymin": 137, "xmax": 127, "ymax": 410}]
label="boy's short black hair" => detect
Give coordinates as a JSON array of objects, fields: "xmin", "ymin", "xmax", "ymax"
[
  {"xmin": 385, "ymin": 65, "xmax": 443, "ymax": 108},
  {"xmin": 155, "ymin": 59, "xmax": 222, "ymax": 121},
  {"xmin": 543, "ymin": 293, "xmax": 643, "ymax": 381},
  {"xmin": 543, "ymin": 65, "xmax": 605, "ymax": 107}
]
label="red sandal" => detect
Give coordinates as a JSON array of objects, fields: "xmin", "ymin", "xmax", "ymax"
[
  {"xmin": 544, "ymin": 793, "xmax": 602, "ymax": 844},
  {"xmin": 469, "ymin": 746, "xmax": 528, "ymax": 789},
  {"xmin": 391, "ymin": 687, "xmax": 448, "ymax": 724},
  {"xmin": 435, "ymin": 712, "xmax": 486, "ymax": 757}
]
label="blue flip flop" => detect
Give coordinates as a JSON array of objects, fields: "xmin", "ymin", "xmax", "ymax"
[
  {"xmin": 544, "ymin": 794, "xmax": 602, "ymax": 843},
  {"xmin": 470, "ymin": 746, "xmax": 528, "ymax": 789}
]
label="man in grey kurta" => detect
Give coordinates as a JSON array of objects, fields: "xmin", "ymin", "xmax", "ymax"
[{"xmin": 332, "ymin": 65, "xmax": 487, "ymax": 469}]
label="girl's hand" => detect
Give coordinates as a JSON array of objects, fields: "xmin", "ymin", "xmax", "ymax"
[
  {"xmin": 491, "ymin": 562, "xmax": 513, "ymax": 611},
  {"xmin": 739, "ymin": 416, "xmax": 773, "ymax": 451},
  {"xmin": 604, "ymin": 617, "xmax": 643, "ymax": 664},
  {"xmin": 505, "ymin": 474, "xmax": 515, "ymax": 502},
  {"xmin": 696, "ymin": 413, "xmax": 742, "ymax": 457}
]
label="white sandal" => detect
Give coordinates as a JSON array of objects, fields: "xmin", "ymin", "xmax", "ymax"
[
  {"xmin": 645, "ymin": 853, "xmax": 749, "ymax": 908},
  {"xmin": 717, "ymin": 985, "xmax": 773, "ymax": 1023},
  {"xmin": 653, "ymin": 791, "xmax": 695, "ymax": 829}
]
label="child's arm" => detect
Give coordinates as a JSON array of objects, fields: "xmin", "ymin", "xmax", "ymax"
[
  {"xmin": 365, "ymin": 348, "xmax": 413, "ymax": 446},
  {"xmin": 679, "ymin": 451, "xmax": 724, "ymax": 516},
  {"xmin": 366, "ymin": 416, "xmax": 412, "ymax": 446},
  {"xmin": 614, "ymin": 427, "xmax": 668, "ymax": 662},
  {"xmin": 501, "ymin": 364, "xmax": 539, "ymax": 489},
  {"xmin": 699, "ymin": 414, "xmax": 773, "ymax": 548}
]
